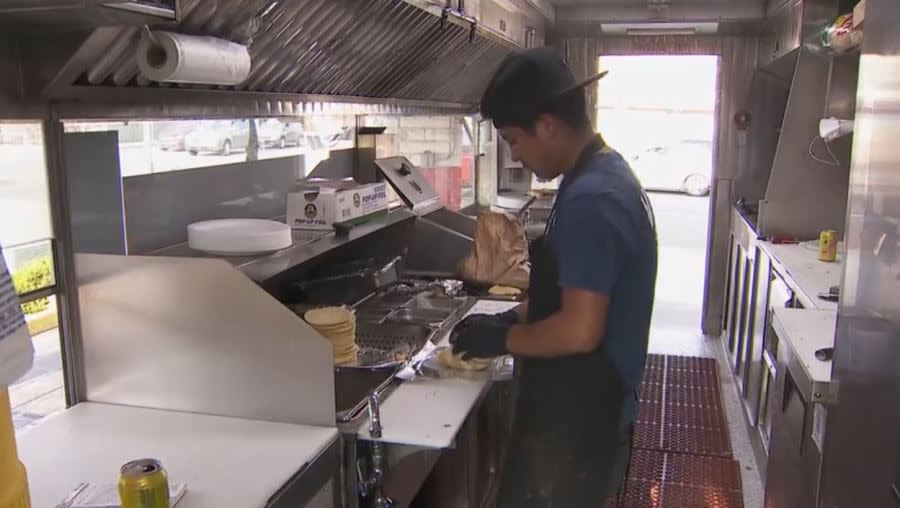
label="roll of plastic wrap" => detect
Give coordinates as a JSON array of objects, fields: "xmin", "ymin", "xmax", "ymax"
[
  {"xmin": 137, "ymin": 31, "xmax": 251, "ymax": 85},
  {"xmin": 188, "ymin": 219, "xmax": 293, "ymax": 256}
]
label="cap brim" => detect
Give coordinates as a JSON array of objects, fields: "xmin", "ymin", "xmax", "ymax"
[
  {"xmin": 574, "ymin": 70, "xmax": 609, "ymax": 89},
  {"xmin": 556, "ymin": 70, "xmax": 609, "ymax": 98}
]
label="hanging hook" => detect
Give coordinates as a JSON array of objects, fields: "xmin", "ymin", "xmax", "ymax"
[{"xmin": 142, "ymin": 25, "xmax": 162, "ymax": 47}]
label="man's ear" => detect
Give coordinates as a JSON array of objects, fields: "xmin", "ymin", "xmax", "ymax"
[{"xmin": 533, "ymin": 114, "xmax": 556, "ymax": 139}]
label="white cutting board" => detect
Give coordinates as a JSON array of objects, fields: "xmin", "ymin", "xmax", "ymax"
[{"xmin": 188, "ymin": 219, "xmax": 292, "ymax": 256}]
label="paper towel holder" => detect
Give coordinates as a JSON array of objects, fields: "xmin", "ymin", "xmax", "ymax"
[{"xmin": 141, "ymin": 25, "xmax": 167, "ymax": 69}]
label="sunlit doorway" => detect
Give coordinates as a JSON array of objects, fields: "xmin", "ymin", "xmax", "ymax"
[{"xmin": 597, "ymin": 55, "xmax": 719, "ymax": 355}]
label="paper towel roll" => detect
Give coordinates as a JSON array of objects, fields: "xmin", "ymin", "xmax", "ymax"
[{"xmin": 137, "ymin": 31, "xmax": 251, "ymax": 86}]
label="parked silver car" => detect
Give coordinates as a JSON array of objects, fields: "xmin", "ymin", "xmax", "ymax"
[
  {"xmin": 628, "ymin": 140, "xmax": 713, "ymax": 196},
  {"xmin": 185, "ymin": 120, "xmax": 250, "ymax": 156},
  {"xmin": 185, "ymin": 120, "xmax": 283, "ymax": 155}
]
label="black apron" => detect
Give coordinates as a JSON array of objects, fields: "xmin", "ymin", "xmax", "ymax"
[{"xmin": 497, "ymin": 139, "xmax": 632, "ymax": 508}]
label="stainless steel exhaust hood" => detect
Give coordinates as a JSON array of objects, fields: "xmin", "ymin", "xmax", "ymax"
[
  {"xmin": 0, "ymin": 0, "xmax": 177, "ymax": 31},
  {"xmin": 15, "ymin": 0, "xmax": 527, "ymax": 110}
]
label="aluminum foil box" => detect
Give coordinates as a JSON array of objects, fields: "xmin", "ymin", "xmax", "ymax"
[{"xmin": 288, "ymin": 180, "xmax": 389, "ymax": 230}]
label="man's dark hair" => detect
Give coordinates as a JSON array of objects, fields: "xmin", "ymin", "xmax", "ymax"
[{"xmin": 480, "ymin": 85, "xmax": 592, "ymax": 134}]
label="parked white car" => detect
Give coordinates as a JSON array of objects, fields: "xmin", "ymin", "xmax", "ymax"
[
  {"xmin": 628, "ymin": 140, "xmax": 713, "ymax": 196},
  {"xmin": 185, "ymin": 119, "xmax": 284, "ymax": 155}
]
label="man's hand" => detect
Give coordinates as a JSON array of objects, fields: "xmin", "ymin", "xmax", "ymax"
[
  {"xmin": 454, "ymin": 308, "xmax": 520, "ymax": 331},
  {"xmin": 450, "ymin": 319, "xmax": 510, "ymax": 359}
]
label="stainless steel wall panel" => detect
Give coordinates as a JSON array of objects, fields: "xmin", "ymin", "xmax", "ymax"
[
  {"xmin": 75, "ymin": 253, "xmax": 336, "ymax": 427},
  {"xmin": 759, "ymin": 48, "xmax": 850, "ymax": 239},
  {"xmin": 122, "ymin": 156, "xmax": 303, "ymax": 253},
  {"xmin": 63, "ymin": 132, "xmax": 127, "ymax": 255},
  {"xmin": 820, "ymin": 1, "xmax": 900, "ymax": 505}
]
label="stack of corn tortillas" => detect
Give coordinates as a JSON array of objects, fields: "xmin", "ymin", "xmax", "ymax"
[
  {"xmin": 304, "ymin": 307, "xmax": 359, "ymax": 365},
  {"xmin": 488, "ymin": 285, "xmax": 522, "ymax": 297},
  {"xmin": 437, "ymin": 348, "xmax": 492, "ymax": 372}
]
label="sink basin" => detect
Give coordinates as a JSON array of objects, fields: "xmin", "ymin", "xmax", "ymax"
[
  {"xmin": 334, "ymin": 322, "xmax": 434, "ymax": 422},
  {"xmin": 385, "ymin": 307, "xmax": 451, "ymax": 324}
]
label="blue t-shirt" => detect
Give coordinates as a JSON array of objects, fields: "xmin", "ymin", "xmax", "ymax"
[{"xmin": 546, "ymin": 146, "xmax": 658, "ymax": 426}]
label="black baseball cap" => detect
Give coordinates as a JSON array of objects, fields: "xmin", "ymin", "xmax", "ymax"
[{"xmin": 480, "ymin": 47, "xmax": 608, "ymax": 128}]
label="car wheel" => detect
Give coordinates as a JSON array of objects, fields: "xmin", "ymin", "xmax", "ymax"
[
  {"xmin": 221, "ymin": 140, "xmax": 232, "ymax": 156},
  {"xmin": 683, "ymin": 173, "xmax": 710, "ymax": 197},
  {"xmin": 189, "ymin": 149, "xmax": 198, "ymax": 156}
]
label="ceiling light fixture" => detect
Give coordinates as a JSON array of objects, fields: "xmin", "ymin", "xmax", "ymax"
[{"xmin": 626, "ymin": 28, "xmax": 697, "ymax": 36}]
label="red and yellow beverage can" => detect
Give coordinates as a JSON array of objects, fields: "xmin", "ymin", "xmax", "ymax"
[
  {"xmin": 118, "ymin": 459, "xmax": 169, "ymax": 508},
  {"xmin": 819, "ymin": 230, "xmax": 838, "ymax": 262}
]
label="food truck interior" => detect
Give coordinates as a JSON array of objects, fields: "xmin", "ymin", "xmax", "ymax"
[{"xmin": 0, "ymin": 0, "xmax": 898, "ymax": 507}]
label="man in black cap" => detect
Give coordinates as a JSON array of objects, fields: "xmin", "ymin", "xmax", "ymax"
[{"xmin": 450, "ymin": 47, "xmax": 658, "ymax": 506}]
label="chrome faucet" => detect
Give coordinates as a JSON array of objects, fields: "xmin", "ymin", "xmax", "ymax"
[
  {"xmin": 362, "ymin": 391, "xmax": 392, "ymax": 507},
  {"xmin": 368, "ymin": 392, "xmax": 382, "ymax": 438}
]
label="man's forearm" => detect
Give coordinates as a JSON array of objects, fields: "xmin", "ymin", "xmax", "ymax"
[{"xmin": 506, "ymin": 313, "xmax": 597, "ymax": 357}]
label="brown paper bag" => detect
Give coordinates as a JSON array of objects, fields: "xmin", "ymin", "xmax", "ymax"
[{"xmin": 458, "ymin": 212, "xmax": 530, "ymax": 289}]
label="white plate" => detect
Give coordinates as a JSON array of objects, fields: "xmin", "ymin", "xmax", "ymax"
[{"xmin": 188, "ymin": 219, "xmax": 293, "ymax": 256}]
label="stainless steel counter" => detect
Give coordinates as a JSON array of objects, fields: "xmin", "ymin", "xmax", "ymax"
[
  {"xmin": 152, "ymin": 210, "xmax": 416, "ymax": 284},
  {"xmin": 761, "ymin": 242, "xmax": 842, "ymax": 311},
  {"xmin": 19, "ymin": 403, "xmax": 341, "ymax": 508}
]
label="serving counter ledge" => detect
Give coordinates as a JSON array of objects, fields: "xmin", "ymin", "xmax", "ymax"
[{"xmin": 19, "ymin": 402, "xmax": 341, "ymax": 508}]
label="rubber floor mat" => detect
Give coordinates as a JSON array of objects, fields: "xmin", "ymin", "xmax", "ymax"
[
  {"xmin": 634, "ymin": 355, "xmax": 732, "ymax": 458},
  {"xmin": 619, "ymin": 449, "xmax": 744, "ymax": 508},
  {"xmin": 608, "ymin": 355, "xmax": 744, "ymax": 506}
]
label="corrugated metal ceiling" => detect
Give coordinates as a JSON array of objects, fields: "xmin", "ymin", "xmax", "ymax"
[{"xmin": 57, "ymin": 0, "xmax": 514, "ymax": 107}]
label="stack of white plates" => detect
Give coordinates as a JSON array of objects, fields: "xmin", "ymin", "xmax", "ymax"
[{"xmin": 187, "ymin": 219, "xmax": 293, "ymax": 256}]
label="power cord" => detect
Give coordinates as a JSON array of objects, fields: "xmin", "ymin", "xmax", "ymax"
[{"xmin": 808, "ymin": 135, "xmax": 840, "ymax": 166}]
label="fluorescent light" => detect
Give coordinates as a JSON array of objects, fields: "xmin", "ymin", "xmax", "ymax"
[
  {"xmin": 602, "ymin": 22, "xmax": 718, "ymax": 35},
  {"xmin": 626, "ymin": 28, "xmax": 696, "ymax": 36}
]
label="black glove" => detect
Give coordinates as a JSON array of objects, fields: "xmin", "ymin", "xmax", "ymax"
[
  {"xmin": 453, "ymin": 309, "xmax": 519, "ymax": 331},
  {"xmin": 450, "ymin": 319, "xmax": 510, "ymax": 359}
]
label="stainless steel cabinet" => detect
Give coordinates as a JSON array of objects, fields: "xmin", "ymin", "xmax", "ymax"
[
  {"xmin": 724, "ymin": 233, "xmax": 747, "ymax": 368},
  {"xmin": 743, "ymin": 247, "xmax": 772, "ymax": 426},
  {"xmin": 764, "ymin": 328, "xmax": 823, "ymax": 508},
  {"xmin": 759, "ymin": 270, "xmax": 794, "ymax": 455},
  {"xmin": 724, "ymin": 212, "xmax": 764, "ymax": 396},
  {"xmin": 724, "ymin": 209, "xmax": 802, "ymax": 479}
]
